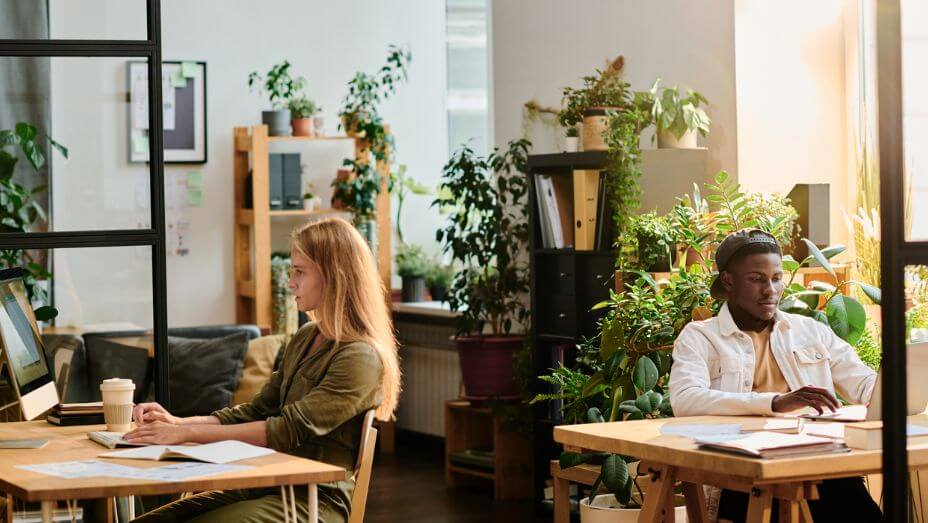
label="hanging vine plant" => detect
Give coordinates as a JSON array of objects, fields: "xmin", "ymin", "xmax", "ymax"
[
  {"xmin": 602, "ymin": 104, "xmax": 649, "ymax": 246},
  {"xmin": 334, "ymin": 45, "xmax": 411, "ymax": 225}
]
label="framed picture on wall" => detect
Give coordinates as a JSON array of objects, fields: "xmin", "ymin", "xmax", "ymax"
[{"xmin": 127, "ymin": 60, "xmax": 207, "ymax": 164}]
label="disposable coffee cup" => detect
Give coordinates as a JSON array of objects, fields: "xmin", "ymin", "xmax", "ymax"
[{"xmin": 100, "ymin": 378, "xmax": 135, "ymax": 433}]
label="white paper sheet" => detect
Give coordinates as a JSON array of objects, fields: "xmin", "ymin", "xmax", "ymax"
[
  {"xmin": 803, "ymin": 422, "xmax": 846, "ymax": 439},
  {"xmin": 101, "ymin": 440, "xmax": 274, "ymax": 464},
  {"xmin": 659, "ymin": 423, "xmax": 743, "ymax": 439},
  {"xmin": 16, "ymin": 460, "xmax": 250, "ymax": 482}
]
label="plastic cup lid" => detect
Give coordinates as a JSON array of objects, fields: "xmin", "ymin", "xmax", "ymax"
[{"xmin": 100, "ymin": 378, "xmax": 135, "ymax": 391}]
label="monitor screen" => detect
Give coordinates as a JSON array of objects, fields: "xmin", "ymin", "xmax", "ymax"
[{"xmin": 0, "ymin": 270, "xmax": 52, "ymax": 396}]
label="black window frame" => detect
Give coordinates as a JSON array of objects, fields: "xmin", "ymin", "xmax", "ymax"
[
  {"xmin": 0, "ymin": 0, "xmax": 170, "ymax": 408},
  {"xmin": 877, "ymin": 0, "xmax": 927, "ymax": 520}
]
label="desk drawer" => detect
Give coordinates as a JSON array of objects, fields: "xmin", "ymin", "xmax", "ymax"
[
  {"xmin": 537, "ymin": 294, "xmax": 577, "ymax": 337},
  {"xmin": 535, "ymin": 254, "xmax": 576, "ymax": 296},
  {"xmin": 579, "ymin": 255, "xmax": 615, "ymax": 297}
]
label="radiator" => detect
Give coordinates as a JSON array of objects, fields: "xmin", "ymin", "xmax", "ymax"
[{"xmin": 395, "ymin": 322, "xmax": 461, "ymax": 437}]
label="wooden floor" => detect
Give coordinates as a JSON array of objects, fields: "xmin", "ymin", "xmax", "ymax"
[{"xmin": 365, "ymin": 432, "xmax": 548, "ymax": 522}]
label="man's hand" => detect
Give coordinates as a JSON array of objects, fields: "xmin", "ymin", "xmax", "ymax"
[
  {"xmin": 133, "ymin": 402, "xmax": 182, "ymax": 426},
  {"xmin": 123, "ymin": 421, "xmax": 191, "ymax": 445},
  {"xmin": 772, "ymin": 386, "xmax": 841, "ymax": 414}
]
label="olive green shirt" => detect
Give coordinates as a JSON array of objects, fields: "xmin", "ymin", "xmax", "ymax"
[{"xmin": 211, "ymin": 323, "xmax": 384, "ymax": 520}]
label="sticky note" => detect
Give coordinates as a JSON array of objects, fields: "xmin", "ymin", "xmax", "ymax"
[
  {"xmin": 186, "ymin": 171, "xmax": 203, "ymax": 188},
  {"xmin": 187, "ymin": 187, "xmax": 202, "ymax": 206},
  {"xmin": 181, "ymin": 61, "xmax": 196, "ymax": 78},
  {"xmin": 170, "ymin": 69, "xmax": 186, "ymax": 88},
  {"xmin": 132, "ymin": 134, "xmax": 149, "ymax": 154}
]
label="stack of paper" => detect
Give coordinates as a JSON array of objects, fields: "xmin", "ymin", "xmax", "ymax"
[
  {"xmin": 17, "ymin": 460, "xmax": 250, "ymax": 482},
  {"xmin": 100, "ymin": 440, "xmax": 274, "ymax": 464},
  {"xmin": 693, "ymin": 431, "xmax": 849, "ymax": 459}
]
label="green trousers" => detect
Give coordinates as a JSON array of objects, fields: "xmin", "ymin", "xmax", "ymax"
[{"xmin": 131, "ymin": 487, "xmax": 346, "ymax": 523}]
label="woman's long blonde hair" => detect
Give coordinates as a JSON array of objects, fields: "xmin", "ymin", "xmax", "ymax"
[{"xmin": 291, "ymin": 218, "xmax": 400, "ymax": 421}]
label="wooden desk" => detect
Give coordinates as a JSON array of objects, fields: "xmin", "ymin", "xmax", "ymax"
[
  {"xmin": 554, "ymin": 415, "xmax": 928, "ymax": 523},
  {"xmin": 0, "ymin": 421, "xmax": 346, "ymax": 523}
]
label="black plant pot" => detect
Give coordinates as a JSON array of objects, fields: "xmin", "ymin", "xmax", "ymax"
[
  {"xmin": 429, "ymin": 285, "xmax": 448, "ymax": 302},
  {"xmin": 401, "ymin": 277, "xmax": 426, "ymax": 302}
]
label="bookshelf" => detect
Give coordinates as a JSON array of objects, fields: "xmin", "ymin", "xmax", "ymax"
[
  {"xmin": 232, "ymin": 125, "xmax": 391, "ymax": 332},
  {"xmin": 526, "ymin": 149, "xmax": 709, "ymax": 511}
]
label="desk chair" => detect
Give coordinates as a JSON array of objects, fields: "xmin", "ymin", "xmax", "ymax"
[{"xmin": 348, "ymin": 410, "xmax": 378, "ymax": 523}]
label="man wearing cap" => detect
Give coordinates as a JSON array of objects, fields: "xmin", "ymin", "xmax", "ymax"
[{"xmin": 669, "ymin": 229, "xmax": 881, "ymax": 522}]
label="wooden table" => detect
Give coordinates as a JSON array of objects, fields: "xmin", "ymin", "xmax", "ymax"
[
  {"xmin": 0, "ymin": 421, "xmax": 346, "ymax": 523},
  {"xmin": 554, "ymin": 415, "xmax": 928, "ymax": 523}
]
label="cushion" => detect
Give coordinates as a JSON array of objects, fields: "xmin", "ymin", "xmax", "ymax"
[
  {"xmin": 232, "ymin": 334, "xmax": 285, "ymax": 406},
  {"xmin": 169, "ymin": 332, "xmax": 249, "ymax": 417}
]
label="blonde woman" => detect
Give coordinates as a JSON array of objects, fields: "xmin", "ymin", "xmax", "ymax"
[{"xmin": 129, "ymin": 218, "xmax": 400, "ymax": 523}]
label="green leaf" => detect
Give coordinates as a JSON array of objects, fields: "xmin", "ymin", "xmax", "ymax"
[
  {"xmin": 647, "ymin": 391, "xmax": 663, "ymax": 413},
  {"xmin": 825, "ymin": 294, "xmax": 867, "ymax": 345},
  {"xmin": 0, "ymin": 130, "xmax": 17, "ymax": 145},
  {"xmin": 559, "ymin": 451, "xmax": 593, "ymax": 470},
  {"xmin": 820, "ymin": 245, "xmax": 847, "ymax": 260},
  {"xmin": 632, "ymin": 357, "xmax": 659, "ymax": 393},
  {"xmin": 599, "ymin": 320, "xmax": 623, "ymax": 362},
  {"xmin": 0, "ymin": 150, "xmax": 16, "ymax": 181},
  {"xmin": 635, "ymin": 394, "xmax": 652, "ymax": 414},
  {"xmin": 857, "ymin": 282, "xmax": 882, "ymax": 305},
  {"xmin": 781, "ymin": 255, "xmax": 800, "ymax": 273},
  {"xmin": 809, "ymin": 281, "xmax": 836, "ymax": 293},
  {"xmin": 47, "ymin": 137, "xmax": 68, "ymax": 159},
  {"xmin": 812, "ymin": 310, "xmax": 829, "ymax": 325},
  {"xmin": 604, "ymin": 350, "xmax": 627, "ymax": 381},
  {"xmin": 15, "ymin": 122, "xmax": 37, "ymax": 142},
  {"xmin": 616, "ymin": 475, "xmax": 634, "ymax": 506},
  {"xmin": 586, "ymin": 407, "xmax": 605, "ymax": 424},
  {"xmin": 582, "ymin": 372, "xmax": 606, "ymax": 398},
  {"xmin": 33, "ymin": 306, "xmax": 58, "ymax": 322},
  {"xmin": 602, "ymin": 454, "xmax": 629, "ymax": 494},
  {"xmin": 22, "ymin": 141, "xmax": 44, "ymax": 171},
  {"xmin": 779, "ymin": 296, "xmax": 810, "ymax": 314},
  {"xmin": 802, "ymin": 239, "xmax": 835, "ymax": 276}
]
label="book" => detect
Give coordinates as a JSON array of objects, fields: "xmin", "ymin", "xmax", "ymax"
[
  {"xmin": 572, "ymin": 170, "xmax": 600, "ymax": 250},
  {"xmin": 843, "ymin": 422, "xmax": 928, "ymax": 450},
  {"xmin": 100, "ymin": 440, "xmax": 274, "ymax": 464},
  {"xmin": 47, "ymin": 412, "xmax": 105, "ymax": 426},
  {"xmin": 57, "ymin": 401, "xmax": 104, "ymax": 413},
  {"xmin": 550, "ymin": 175, "xmax": 575, "ymax": 248},
  {"xmin": 740, "ymin": 419, "xmax": 803, "ymax": 434},
  {"xmin": 540, "ymin": 176, "xmax": 564, "ymax": 248},
  {"xmin": 694, "ymin": 431, "xmax": 849, "ymax": 459},
  {"xmin": 534, "ymin": 176, "xmax": 553, "ymax": 248},
  {"xmin": 89, "ymin": 431, "xmax": 148, "ymax": 449}
]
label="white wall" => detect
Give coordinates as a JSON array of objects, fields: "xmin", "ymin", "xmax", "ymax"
[
  {"xmin": 49, "ymin": 0, "xmax": 447, "ymax": 328},
  {"xmin": 490, "ymin": 0, "xmax": 738, "ymax": 178},
  {"xmin": 734, "ymin": 0, "xmax": 850, "ymax": 247}
]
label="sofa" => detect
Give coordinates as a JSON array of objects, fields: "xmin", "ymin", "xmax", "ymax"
[{"xmin": 41, "ymin": 324, "xmax": 282, "ymax": 416}]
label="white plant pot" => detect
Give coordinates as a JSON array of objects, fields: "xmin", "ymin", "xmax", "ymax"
[
  {"xmin": 657, "ymin": 128, "xmax": 699, "ymax": 149},
  {"xmin": 303, "ymin": 196, "xmax": 322, "ymax": 211},
  {"xmin": 566, "ymin": 136, "xmax": 580, "ymax": 152},
  {"xmin": 580, "ymin": 494, "xmax": 687, "ymax": 523}
]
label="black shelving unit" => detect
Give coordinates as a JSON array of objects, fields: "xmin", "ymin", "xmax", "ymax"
[
  {"xmin": 526, "ymin": 151, "xmax": 615, "ymax": 511},
  {"xmin": 0, "ymin": 1, "xmax": 170, "ymax": 407}
]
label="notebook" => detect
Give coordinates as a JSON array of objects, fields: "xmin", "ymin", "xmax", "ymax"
[
  {"xmin": 800, "ymin": 404, "xmax": 867, "ymax": 422},
  {"xmin": 100, "ymin": 440, "xmax": 274, "ymax": 464},
  {"xmin": 694, "ymin": 431, "xmax": 850, "ymax": 459},
  {"xmin": 89, "ymin": 431, "xmax": 148, "ymax": 449}
]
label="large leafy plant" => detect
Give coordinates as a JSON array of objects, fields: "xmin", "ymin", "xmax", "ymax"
[
  {"xmin": 779, "ymin": 239, "xmax": 881, "ymax": 346},
  {"xmin": 0, "ymin": 123, "xmax": 67, "ymax": 321},
  {"xmin": 334, "ymin": 45, "xmax": 411, "ymax": 225},
  {"xmin": 640, "ymin": 78, "xmax": 711, "ymax": 140},
  {"xmin": 433, "ymin": 139, "xmax": 531, "ymax": 336},
  {"xmin": 534, "ymin": 262, "xmax": 713, "ymax": 506},
  {"xmin": 617, "ymin": 212, "xmax": 677, "ymax": 272}
]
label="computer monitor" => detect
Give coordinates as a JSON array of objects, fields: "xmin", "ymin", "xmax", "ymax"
[
  {"xmin": 865, "ymin": 341, "xmax": 928, "ymax": 421},
  {"xmin": 0, "ymin": 267, "xmax": 58, "ymax": 420}
]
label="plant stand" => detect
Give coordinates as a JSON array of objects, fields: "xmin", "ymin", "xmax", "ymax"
[{"xmin": 444, "ymin": 400, "xmax": 533, "ymax": 500}]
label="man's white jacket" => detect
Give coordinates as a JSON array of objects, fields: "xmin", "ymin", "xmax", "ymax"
[{"xmin": 669, "ymin": 303, "xmax": 877, "ymax": 417}]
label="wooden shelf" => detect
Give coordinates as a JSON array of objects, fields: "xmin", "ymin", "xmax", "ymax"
[{"xmin": 233, "ymin": 124, "xmax": 392, "ymax": 332}]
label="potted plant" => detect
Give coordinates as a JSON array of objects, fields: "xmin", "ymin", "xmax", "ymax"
[
  {"xmin": 565, "ymin": 126, "xmax": 580, "ymax": 152},
  {"xmin": 0, "ymin": 122, "xmax": 67, "ymax": 322},
  {"xmin": 558, "ymin": 56, "xmax": 634, "ymax": 152},
  {"xmin": 288, "ymin": 95, "xmax": 320, "ymax": 137},
  {"xmin": 426, "ymin": 261, "xmax": 454, "ymax": 302},
  {"xmin": 248, "ymin": 60, "xmax": 305, "ymax": 136},
  {"xmin": 640, "ymin": 78, "xmax": 710, "ymax": 149},
  {"xmin": 334, "ymin": 45, "xmax": 411, "ymax": 233},
  {"xmin": 434, "ymin": 138, "xmax": 531, "ymax": 398},
  {"xmin": 395, "ymin": 243, "xmax": 430, "ymax": 302}
]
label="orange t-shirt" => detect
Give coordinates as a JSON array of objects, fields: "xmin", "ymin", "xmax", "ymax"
[{"xmin": 746, "ymin": 326, "xmax": 790, "ymax": 393}]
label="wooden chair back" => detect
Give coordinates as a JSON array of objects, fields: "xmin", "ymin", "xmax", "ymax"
[{"xmin": 348, "ymin": 410, "xmax": 378, "ymax": 523}]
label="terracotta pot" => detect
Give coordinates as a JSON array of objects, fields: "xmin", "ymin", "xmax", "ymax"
[
  {"xmin": 292, "ymin": 117, "xmax": 314, "ymax": 137},
  {"xmin": 581, "ymin": 107, "xmax": 621, "ymax": 151},
  {"xmin": 456, "ymin": 335, "xmax": 523, "ymax": 398}
]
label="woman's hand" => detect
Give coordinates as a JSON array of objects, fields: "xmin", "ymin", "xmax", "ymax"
[
  {"xmin": 133, "ymin": 402, "xmax": 182, "ymax": 426},
  {"xmin": 123, "ymin": 421, "xmax": 191, "ymax": 445}
]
